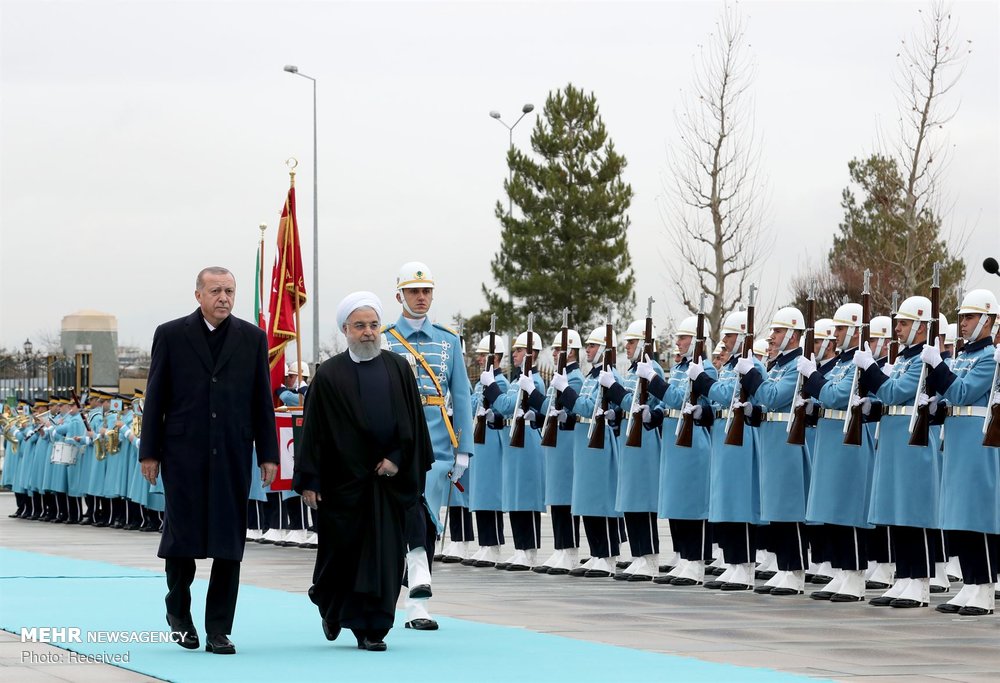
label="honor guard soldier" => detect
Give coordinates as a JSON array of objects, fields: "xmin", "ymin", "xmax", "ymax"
[
  {"xmin": 465, "ymin": 334, "xmax": 509, "ymax": 567},
  {"xmin": 381, "ymin": 261, "xmax": 475, "ymax": 630},
  {"xmin": 925, "ymin": 289, "xmax": 998, "ymax": 616},
  {"xmin": 603, "ymin": 317, "xmax": 664, "ymax": 581},
  {"xmin": 526, "ymin": 328, "xmax": 586, "ymax": 575},
  {"xmin": 2, "ymin": 400, "xmax": 29, "ymax": 518},
  {"xmin": 797, "ymin": 300, "xmax": 875, "ymax": 603},
  {"xmin": 640, "ymin": 316, "xmax": 718, "ymax": 587}
]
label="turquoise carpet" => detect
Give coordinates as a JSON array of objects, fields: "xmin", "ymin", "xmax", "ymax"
[{"xmin": 0, "ymin": 548, "xmax": 823, "ymax": 683}]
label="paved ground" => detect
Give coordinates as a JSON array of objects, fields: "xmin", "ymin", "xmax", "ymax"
[{"xmin": 1, "ymin": 492, "xmax": 998, "ymax": 682}]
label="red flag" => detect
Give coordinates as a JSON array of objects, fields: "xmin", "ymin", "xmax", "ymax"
[{"xmin": 267, "ymin": 184, "xmax": 307, "ymax": 406}]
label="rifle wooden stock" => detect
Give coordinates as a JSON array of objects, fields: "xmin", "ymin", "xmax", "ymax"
[
  {"xmin": 787, "ymin": 299, "xmax": 815, "ymax": 446},
  {"xmin": 982, "ymin": 363, "xmax": 1000, "ymax": 447},
  {"xmin": 724, "ymin": 303, "xmax": 756, "ymax": 447},
  {"xmin": 541, "ymin": 326, "xmax": 569, "ymax": 448},
  {"xmin": 625, "ymin": 315, "xmax": 654, "ymax": 448},
  {"xmin": 587, "ymin": 322, "xmax": 615, "ymax": 450},
  {"xmin": 676, "ymin": 309, "xmax": 706, "ymax": 448},
  {"xmin": 473, "ymin": 330, "xmax": 496, "ymax": 445},
  {"xmin": 509, "ymin": 331, "xmax": 534, "ymax": 449},
  {"xmin": 909, "ymin": 274, "xmax": 940, "ymax": 447},
  {"xmin": 844, "ymin": 283, "xmax": 872, "ymax": 446}
]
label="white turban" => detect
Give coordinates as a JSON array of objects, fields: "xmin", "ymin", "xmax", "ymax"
[{"xmin": 336, "ymin": 291, "xmax": 384, "ymax": 329}]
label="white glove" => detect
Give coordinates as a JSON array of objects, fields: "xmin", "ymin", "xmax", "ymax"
[
  {"xmin": 994, "ymin": 345, "xmax": 1000, "ymax": 363},
  {"xmin": 916, "ymin": 393, "xmax": 939, "ymax": 415},
  {"xmin": 517, "ymin": 372, "xmax": 535, "ymax": 394},
  {"xmin": 793, "ymin": 394, "xmax": 806, "ymax": 409},
  {"xmin": 641, "ymin": 405, "xmax": 652, "ymax": 424},
  {"xmin": 550, "ymin": 370, "xmax": 569, "ymax": 392},
  {"xmin": 853, "ymin": 342, "xmax": 875, "ymax": 371},
  {"xmin": 475, "ymin": 404, "xmax": 488, "ymax": 417},
  {"xmin": 881, "ymin": 363, "xmax": 894, "ymax": 377},
  {"xmin": 599, "ymin": 369, "xmax": 616, "ymax": 388},
  {"xmin": 451, "ymin": 453, "xmax": 470, "ymax": 480},
  {"xmin": 524, "ymin": 409, "xmax": 537, "ymax": 423},
  {"xmin": 735, "ymin": 354, "xmax": 755, "ymax": 376},
  {"xmin": 796, "ymin": 354, "xmax": 817, "ymax": 378},
  {"xmin": 732, "ymin": 400, "xmax": 754, "ymax": 417},
  {"xmin": 603, "ymin": 408, "xmax": 617, "ymax": 423},
  {"xmin": 513, "ymin": 407, "xmax": 525, "ymax": 421},
  {"xmin": 636, "ymin": 360, "xmax": 655, "ymax": 381},
  {"xmin": 485, "ymin": 409, "xmax": 495, "ymax": 422},
  {"xmin": 687, "ymin": 360, "xmax": 705, "ymax": 381},
  {"xmin": 682, "ymin": 403, "xmax": 703, "ymax": 420},
  {"xmin": 992, "ymin": 391, "xmax": 1000, "ymax": 406},
  {"xmin": 849, "ymin": 393, "xmax": 872, "ymax": 416},
  {"xmin": 480, "ymin": 370, "xmax": 495, "ymax": 387},
  {"xmin": 557, "ymin": 409, "xmax": 568, "ymax": 424},
  {"xmin": 920, "ymin": 339, "xmax": 942, "ymax": 368}
]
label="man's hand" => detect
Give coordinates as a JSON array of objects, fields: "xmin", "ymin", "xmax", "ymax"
[
  {"xmin": 735, "ymin": 354, "xmax": 755, "ymax": 376},
  {"xmin": 480, "ymin": 370, "xmax": 495, "ymax": 387},
  {"xmin": 141, "ymin": 459, "xmax": 159, "ymax": 486},
  {"xmin": 682, "ymin": 402, "xmax": 703, "ymax": 420},
  {"xmin": 375, "ymin": 458, "xmax": 399, "ymax": 478},
  {"xmin": 850, "ymin": 393, "xmax": 872, "ymax": 415},
  {"xmin": 550, "ymin": 370, "xmax": 569, "ymax": 393},
  {"xmin": 599, "ymin": 369, "xmax": 615, "ymax": 388},
  {"xmin": 796, "ymin": 354, "xmax": 817, "ymax": 378},
  {"xmin": 260, "ymin": 462, "xmax": 278, "ymax": 487},
  {"xmin": 882, "ymin": 362, "xmax": 894, "ymax": 377},
  {"xmin": 636, "ymin": 360, "xmax": 655, "ymax": 381},
  {"xmin": 916, "ymin": 392, "xmax": 939, "ymax": 415},
  {"xmin": 302, "ymin": 490, "xmax": 322, "ymax": 510},
  {"xmin": 853, "ymin": 342, "xmax": 875, "ymax": 371},
  {"xmin": 451, "ymin": 453, "xmax": 470, "ymax": 480},
  {"xmin": 920, "ymin": 339, "xmax": 942, "ymax": 369},
  {"xmin": 687, "ymin": 360, "xmax": 705, "ymax": 381},
  {"xmin": 517, "ymin": 372, "xmax": 535, "ymax": 394}
]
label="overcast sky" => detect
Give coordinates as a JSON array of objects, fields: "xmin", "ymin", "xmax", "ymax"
[{"xmin": 1, "ymin": 0, "xmax": 997, "ymax": 358}]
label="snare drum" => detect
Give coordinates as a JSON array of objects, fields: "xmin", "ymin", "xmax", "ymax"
[{"xmin": 51, "ymin": 441, "xmax": 79, "ymax": 465}]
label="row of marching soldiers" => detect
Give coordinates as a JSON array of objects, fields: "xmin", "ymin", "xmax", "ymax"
[
  {"xmin": 440, "ymin": 287, "xmax": 1000, "ymax": 617},
  {"xmin": 2, "ymin": 389, "xmax": 164, "ymax": 531}
]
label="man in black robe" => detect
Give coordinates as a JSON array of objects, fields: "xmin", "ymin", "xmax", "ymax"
[{"xmin": 294, "ymin": 291, "xmax": 433, "ymax": 652}]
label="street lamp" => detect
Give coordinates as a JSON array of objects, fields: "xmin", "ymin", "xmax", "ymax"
[
  {"xmin": 283, "ymin": 64, "xmax": 320, "ymax": 367},
  {"xmin": 22, "ymin": 338, "xmax": 33, "ymax": 401},
  {"xmin": 489, "ymin": 103, "xmax": 535, "ymax": 358}
]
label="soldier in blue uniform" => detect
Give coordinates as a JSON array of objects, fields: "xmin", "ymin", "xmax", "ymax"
[
  {"xmin": 381, "ymin": 261, "xmax": 474, "ymax": 631},
  {"xmin": 3, "ymin": 400, "xmax": 30, "ymax": 518},
  {"xmin": 526, "ymin": 330, "xmax": 586, "ymax": 575},
  {"xmin": 53, "ymin": 395, "xmax": 87, "ymax": 524},
  {"xmin": 797, "ymin": 301, "xmax": 875, "ymax": 603},
  {"xmin": 600, "ymin": 319, "xmax": 664, "ymax": 582},
  {"xmin": 464, "ymin": 335, "xmax": 509, "ymax": 567},
  {"xmin": 640, "ymin": 316, "xmax": 718, "ymax": 587},
  {"xmin": 924, "ymin": 289, "xmax": 998, "ymax": 616}
]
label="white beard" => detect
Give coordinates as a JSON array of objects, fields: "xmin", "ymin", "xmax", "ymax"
[{"xmin": 348, "ymin": 339, "xmax": 380, "ymax": 361}]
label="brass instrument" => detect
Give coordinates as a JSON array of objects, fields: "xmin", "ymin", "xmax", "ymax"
[
  {"xmin": 133, "ymin": 399, "xmax": 143, "ymax": 439},
  {"xmin": 106, "ymin": 427, "xmax": 121, "ymax": 455}
]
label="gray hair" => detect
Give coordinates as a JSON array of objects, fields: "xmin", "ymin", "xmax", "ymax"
[{"xmin": 196, "ymin": 266, "xmax": 234, "ymax": 290}]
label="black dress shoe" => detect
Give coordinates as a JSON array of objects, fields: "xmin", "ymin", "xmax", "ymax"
[
  {"xmin": 829, "ymin": 593, "xmax": 864, "ymax": 602},
  {"xmin": 613, "ymin": 572, "xmax": 630, "ymax": 581},
  {"xmin": 405, "ymin": 618, "xmax": 439, "ymax": 631},
  {"xmin": 441, "ymin": 555, "xmax": 463, "ymax": 564},
  {"xmin": 546, "ymin": 567, "xmax": 570, "ymax": 576},
  {"xmin": 810, "ymin": 590, "xmax": 834, "ymax": 600},
  {"xmin": 720, "ymin": 582, "xmax": 753, "ymax": 591},
  {"xmin": 473, "ymin": 560, "xmax": 497, "ymax": 568},
  {"xmin": 531, "ymin": 565, "xmax": 550, "ymax": 574},
  {"xmin": 110, "ymin": 520, "xmax": 124, "ymax": 529},
  {"xmin": 165, "ymin": 614, "xmax": 199, "ymax": 650},
  {"xmin": 357, "ymin": 636, "xmax": 387, "ymax": 651},
  {"xmin": 507, "ymin": 563, "xmax": 530, "ymax": 572},
  {"xmin": 205, "ymin": 634, "xmax": 236, "ymax": 654},
  {"xmin": 658, "ymin": 564, "xmax": 675, "ymax": 573},
  {"xmin": 79, "ymin": 515, "xmax": 92, "ymax": 525},
  {"xmin": 409, "ymin": 584, "xmax": 432, "ymax": 599},
  {"xmin": 583, "ymin": 569, "xmax": 613, "ymax": 578},
  {"xmin": 653, "ymin": 575, "xmax": 675, "ymax": 585},
  {"xmin": 615, "ymin": 560, "xmax": 630, "ymax": 570},
  {"xmin": 957, "ymin": 605, "xmax": 994, "ymax": 616},
  {"xmin": 668, "ymin": 577, "xmax": 701, "ymax": 586},
  {"xmin": 433, "ymin": 553, "xmax": 444, "ymax": 562},
  {"xmin": 935, "ymin": 602, "xmax": 962, "ymax": 613},
  {"xmin": 568, "ymin": 566, "xmax": 589, "ymax": 577},
  {"xmin": 754, "ymin": 585, "xmax": 775, "ymax": 594},
  {"xmin": 755, "ymin": 570, "xmax": 776, "ymax": 580},
  {"xmin": 627, "ymin": 573, "xmax": 653, "ymax": 582},
  {"xmin": 8, "ymin": 512, "xmax": 22, "ymax": 518},
  {"xmin": 321, "ymin": 619, "xmax": 340, "ymax": 641},
  {"xmin": 93, "ymin": 520, "xmax": 108, "ymax": 527},
  {"xmin": 770, "ymin": 587, "xmax": 803, "ymax": 596},
  {"xmin": 703, "ymin": 580, "xmax": 725, "ymax": 589},
  {"xmin": 930, "ymin": 584, "xmax": 948, "ymax": 594},
  {"xmin": 141, "ymin": 524, "xmax": 159, "ymax": 532},
  {"xmin": 865, "ymin": 580, "xmax": 891, "ymax": 590},
  {"xmin": 460, "ymin": 558, "xmax": 478, "ymax": 566},
  {"xmin": 868, "ymin": 595, "xmax": 895, "ymax": 606},
  {"xmin": 494, "ymin": 562, "xmax": 511, "ymax": 570},
  {"xmin": 889, "ymin": 598, "xmax": 927, "ymax": 608},
  {"xmin": 810, "ymin": 574, "xmax": 834, "ymax": 585}
]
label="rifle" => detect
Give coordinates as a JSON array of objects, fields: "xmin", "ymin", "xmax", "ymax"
[
  {"xmin": 786, "ymin": 286, "xmax": 816, "ymax": 445},
  {"xmin": 625, "ymin": 297, "xmax": 655, "ymax": 448},
  {"xmin": 983, "ymin": 359, "xmax": 1000, "ymax": 447},
  {"xmin": 843, "ymin": 269, "xmax": 872, "ymax": 446},
  {"xmin": 509, "ymin": 313, "xmax": 534, "ymax": 448},
  {"xmin": 473, "ymin": 314, "xmax": 497, "ymax": 445},
  {"xmin": 541, "ymin": 308, "xmax": 569, "ymax": 448},
  {"xmin": 887, "ymin": 290, "xmax": 900, "ymax": 365},
  {"xmin": 587, "ymin": 306, "xmax": 615, "ymax": 449},
  {"xmin": 676, "ymin": 295, "xmax": 707, "ymax": 448},
  {"xmin": 908, "ymin": 263, "xmax": 941, "ymax": 447},
  {"xmin": 724, "ymin": 286, "xmax": 756, "ymax": 447}
]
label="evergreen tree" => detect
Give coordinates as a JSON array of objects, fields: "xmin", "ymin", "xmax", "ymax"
[{"xmin": 477, "ymin": 84, "xmax": 635, "ymax": 338}]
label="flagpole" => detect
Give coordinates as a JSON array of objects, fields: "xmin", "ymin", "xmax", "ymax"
[
  {"xmin": 289, "ymin": 168, "xmax": 304, "ymax": 387},
  {"xmin": 258, "ymin": 222, "xmax": 266, "ymax": 326}
]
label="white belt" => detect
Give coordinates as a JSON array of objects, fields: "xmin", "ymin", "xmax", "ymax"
[
  {"xmin": 886, "ymin": 405, "xmax": 915, "ymax": 416},
  {"xmin": 762, "ymin": 412, "xmax": 792, "ymax": 423},
  {"xmin": 821, "ymin": 409, "xmax": 849, "ymax": 421},
  {"xmin": 948, "ymin": 406, "xmax": 989, "ymax": 418}
]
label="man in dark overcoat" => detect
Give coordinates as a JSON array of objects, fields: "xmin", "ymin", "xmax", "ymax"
[{"xmin": 140, "ymin": 266, "xmax": 278, "ymax": 655}]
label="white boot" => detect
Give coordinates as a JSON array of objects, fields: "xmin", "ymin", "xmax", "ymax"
[
  {"xmin": 626, "ymin": 555, "xmax": 658, "ymax": 581},
  {"xmin": 870, "ymin": 577, "xmax": 911, "ymax": 606},
  {"xmin": 866, "ymin": 562, "xmax": 895, "ymax": 588},
  {"xmin": 441, "ymin": 541, "xmax": 466, "ymax": 562},
  {"xmin": 659, "ymin": 550, "xmax": 680, "ymax": 572},
  {"xmin": 721, "ymin": 562, "xmax": 754, "ymax": 590},
  {"xmin": 890, "ymin": 577, "xmax": 929, "ymax": 607},
  {"xmin": 812, "ymin": 569, "xmax": 844, "ymax": 599},
  {"xmin": 813, "ymin": 561, "xmax": 834, "ymax": 583},
  {"xmin": 464, "ymin": 546, "xmax": 486, "ymax": 565},
  {"xmin": 945, "ymin": 555, "xmax": 963, "ymax": 582},
  {"xmin": 548, "ymin": 548, "xmax": 578, "ymax": 575},
  {"xmin": 506, "ymin": 549, "xmax": 530, "ymax": 571},
  {"xmin": 930, "ymin": 562, "xmax": 950, "ymax": 593},
  {"xmin": 771, "ymin": 570, "xmax": 806, "ymax": 596},
  {"xmin": 672, "ymin": 559, "xmax": 705, "ymax": 585},
  {"xmin": 710, "ymin": 563, "xmax": 736, "ymax": 587},
  {"xmin": 522, "ymin": 548, "xmax": 538, "ymax": 568},
  {"xmin": 406, "ymin": 547, "xmax": 432, "ymax": 598},
  {"xmin": 755, "ymin": 569, "xmax": 785, "ymax": 594},
  {"xmin": 936, "ymin": 582, "xmax": 974, "ymax": 613},
  {"xmin": 283, "ymin": 529, "xmax": 309, "ymax": 546},
  {"xmin": 957, "ymin": 583, "xmax": 996, "ymax": 616},
  {"xmin": 830, "ymin": 569, "xmax": 866, "ymax": 602},
  {"xmin": 585, "ymin": 557, "xmax": 615, "ymax": 577},
  {"xmin": 246, "ymin": 529, "xmax": 262, "ymax": 541},
  {"xmin": 403, "ymin": 595, "xmax": 437, "ymax": 629},
  {"xmin": 304, "ymin": 531, "xmax": 318, "ymax": 548},
  {"xmin": 756, "ymin": 552, "xmax": 778, "ymax": 578},
  {"xmin": 476, "ymin": 545, "xmax": 501, "ymax": 567},
  {"xmin": 536, "ymin": 549, "xmax": 560, "ymax": 569},
  {"xmin": 260, "ymin": 527, "xmax": 286, "ymax": 544}
]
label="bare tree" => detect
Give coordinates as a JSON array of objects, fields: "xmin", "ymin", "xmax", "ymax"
[
  {"xmin": 662, "ymin": 2, "xmax": 771, "ymax": 340},
  {"xmin": 878, "ymin": 1, "xmax": 970, "ymax": 293}
]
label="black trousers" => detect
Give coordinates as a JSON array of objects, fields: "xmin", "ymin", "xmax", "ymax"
[
  {"xmin": 826, "ymin": 524, "xmax": 869, "ymax": 571},
  {"xmin": 756, "ymin": 524, "xmax": 773, "ymax": 553},
  {"xmin": 712, "ymin": 522, "xmax": 756, "ymax": 565},
  {"xmin": 868, "ymin": 525, "xmax": 893, "ymax": 564},
  {"xmin": 509, "ymin": 511, "xmax": 541, "ymax": 550},
  {"xmin": 806, "ymin": 524, "xmax": 827, "ymax": 565},
  {"xmin": 769, "ymin": 522, "xmax": 808, "ymax": 571},
  {"xmin": 448, "ymin": 506, "xmax": 474, "ymax": 542},
  {"xmin": 623, "ymin": 512, "xmax": 659, "ymax": 557},
  {"xmin": 891, "ymin": 526, "xmax": 943, "ymax": 579},
  {"xmin": 247, "ymin": 499, "xmax": 266, "ymax": 531},
  {"xmin": 948, "ymin": 530, "xmax": 999, "ymax": 585},
  {"xmin": 582, "ymin": 516, "xmax": 620, "ymax": 559},
  {"xmin": 668, "ymin": 518, "xmax": 712, "ymax": 561},
  {"xmin": 475, "ymin": 510, "xmax": 505, "ymax": 546},
  {"xmin": 165, "ymin": 557, "xmax": 241, "ymax": 635},
  {"xmin": 550, "ymin": 505, "xmax": 580, "ymax": 550}
]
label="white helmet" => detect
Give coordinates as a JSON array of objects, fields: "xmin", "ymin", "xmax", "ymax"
[
  {"xmin": 285, "ymin": 361, "xmax": 310, "ymax": 378},
  {"xmin": 550, "ymin": 329, "xmax": 583, "ymax": 351},
  {"xmin": 770, "ymin": 307, "xmax": 806, "ymax": 331},
  {"xmin": 895, "ymin": 296, "xmax": 932, "ymax": 322},
  {"xmin": 832, "ymin": 302, "xmax": 863, "ymax": 350},
  {"xmin": 712, "ymin": 341, "xmax": 727, "ymax": 357},
  {"xmin": 675, "ymin": 315, "xmax": 698, "ymax": 338},
  {"xmin": 869, "ymin": 315, "xmax": 892, "ymax": 358},
  {"xmin": 474, "ymin": 335, "xmax": 507, "ymax": 355},
  {"xmin": 585, "ymin": 326, "xmax": 618, "ymax": 348},
  {"xmin": 752, "ymin": 338, "xmax": 769, "ymax": 359},
  {"xmin": 721, "ymin": 310, "xmax": 748, "ymax": 335},
  {"xmin": 814, "ymin": 318, "xmax": 837, "ymax": 359},
  {"xmin": 938, "ymin": 313, "xmax": 949, "ymax": 335},
  {"xmin": 513, "ymin": 331, "xmax": 543, "ymax": 350},
  {"xmin": 395, "ymin": 261, "xmax": 435, "ymax": 290},
  {"xmin": 623, "ymin": 319, "xmax": 657, "ymax": 360},
  {"xmin": 957, "ymin": 289, "xmax": 998, "ymax": 340},
  {"xmin": 944, "ymin": 323, "xmax": 958, "ymax": 347}
]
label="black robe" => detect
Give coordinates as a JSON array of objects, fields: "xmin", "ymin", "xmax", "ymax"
[{"xmin": 293, "ymin": 350, "xmax": 434, "ymax": 632}]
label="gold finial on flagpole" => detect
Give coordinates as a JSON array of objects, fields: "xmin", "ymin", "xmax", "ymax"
[
  {"xmin": 285, "ymin": 157, "xmax": 298, "ymax": 187},
  {"xmin": 259, "ymin": 222, "xmax": 267, "ymax": 238}
]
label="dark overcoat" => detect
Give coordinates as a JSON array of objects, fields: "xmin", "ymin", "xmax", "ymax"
[{"xmin": 139, "ymin": 309, "xmax": 279, "ymax": 561}]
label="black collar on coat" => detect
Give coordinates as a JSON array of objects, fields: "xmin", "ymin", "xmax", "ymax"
[{"xmin": 183, "ymin": 308, "xmax": 246, "ymax": 374}]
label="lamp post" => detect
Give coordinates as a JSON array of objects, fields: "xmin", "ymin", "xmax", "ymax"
[
  {"xmin": 283, "ymin": 64, "xmax": 320, "ymax": 367},
  {"xmin": 23, "ymin": 338, "xmax": 33, "ymax": 401},
  {"xmin": 489, "ymin": 103, "xmax": 535, "ymax": 359}
]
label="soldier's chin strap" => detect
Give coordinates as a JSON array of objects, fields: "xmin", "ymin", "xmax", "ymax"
[
  {"xmin": 904, "ymin": 320, "xmax": 924, "ymax": 347},
  {"xmin": 399, "ymin": 291, "xmax": 427, "ymax": 320},
  {"xmin": 967, "ymin": 313, "xmax": 991, "ymax": 342}
]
